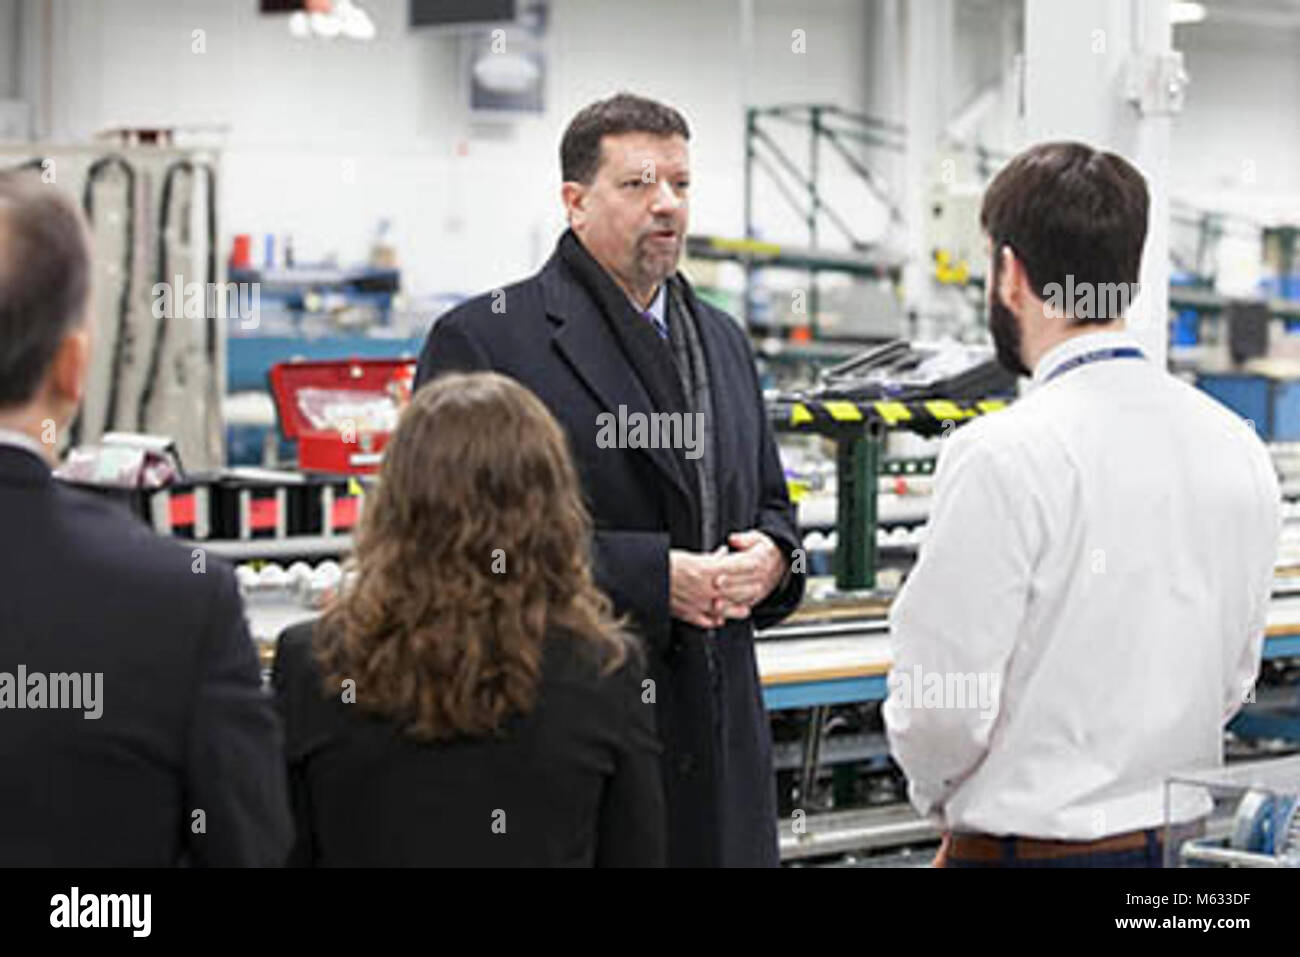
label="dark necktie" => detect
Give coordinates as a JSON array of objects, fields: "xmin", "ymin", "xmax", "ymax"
[{"xmin": 642, "ymin": 307, "xmax": 668, "ymax": 340}]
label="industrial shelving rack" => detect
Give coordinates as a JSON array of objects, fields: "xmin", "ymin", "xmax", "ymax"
[{"xmin": 686, "ymin": 103, "xmax": 907, "ymax": 336}]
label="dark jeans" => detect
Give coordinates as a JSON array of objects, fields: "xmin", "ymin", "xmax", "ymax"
[{"xmin": 947, "ymin": 829, "xmax": 1163, "ymax": 868}]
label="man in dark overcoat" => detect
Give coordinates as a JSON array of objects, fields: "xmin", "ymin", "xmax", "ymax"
[{"xmin": 415, "ymin": 93, "xmax": 805, "ymax": 867}]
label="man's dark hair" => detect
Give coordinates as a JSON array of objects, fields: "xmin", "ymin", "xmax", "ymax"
[
  {"xmin": 0, "ymin": 171, "xmax": 91, "ymax": 407},
  {"xmin": 560, "ymin": 92, "xmax": 690, "ymax": 184},
  {"xmin": 980, "ymin": 141, "xmax": 1149, "ymax": 325}
]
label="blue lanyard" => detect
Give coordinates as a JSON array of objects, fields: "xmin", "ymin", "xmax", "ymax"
[{"xmin": 1043, "ymin": 347, "xmax": 1145, "ymax": 383}]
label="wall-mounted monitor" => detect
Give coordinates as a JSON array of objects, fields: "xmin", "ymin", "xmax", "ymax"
[
  {"xmin": 463, "ymin": 30, "xmax": 544, "ymax": 116},
  {"xmin": 410, "ymin": 0, "xmax": 517, "ymax": 28}
]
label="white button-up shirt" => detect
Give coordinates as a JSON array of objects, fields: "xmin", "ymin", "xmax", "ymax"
[
  {"xmin": 883, "ymin": 330, "xmax": 1281, "ymax": 839},
  {"xmin": 626, "ymin": 284, "xmax": 668, "ymax": 337}
]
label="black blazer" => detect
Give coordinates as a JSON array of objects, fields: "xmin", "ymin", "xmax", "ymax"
[
  {"xmin": 273, "ymin": 620, "xmax": 666, "ymax": 867},
  {"xmin": 414, "ymin": 234, "xmax": 805, "ymax": 867},
  {"xmin": 0, "ymin": 445, "xmax": 292, "ymax": 866}
]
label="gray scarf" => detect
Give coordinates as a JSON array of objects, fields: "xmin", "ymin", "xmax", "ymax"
[{"xmin": 666, "ymin": 278, "xmax": 719, "ymax": 551}]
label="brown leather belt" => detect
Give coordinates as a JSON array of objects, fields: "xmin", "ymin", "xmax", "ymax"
[{"xmin": 949, "ymin": 828, "xmax": 1158, "ymax": 862}]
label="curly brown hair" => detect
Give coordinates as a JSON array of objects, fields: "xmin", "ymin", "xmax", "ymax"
[{"xmin": 315, "ymin": 371, "xmax": 629, "ymax": 740}]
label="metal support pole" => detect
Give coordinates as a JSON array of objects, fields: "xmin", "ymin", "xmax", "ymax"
[
  {"xmin": 1022, "ymin": 0, "xmax": 1174, "ymax": 366},
  {"xmin": 798, "ymin": 704, "xmax": 829, "ymax": 810},
  {"xmin": 809, "ymin": 105, "xmax": 822, "ymax": 335},
  {"xmin": 833, "ymin": 422, "xmax": 881, "ymax": 591}
]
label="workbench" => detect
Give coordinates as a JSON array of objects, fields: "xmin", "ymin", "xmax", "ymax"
[
  {"xmin": 245, "ymin": 588, "xmax": 1300, "ymax": 712},
  {"xmin": 757, "ymin": 592, "xmax": 1300, "ymax": 710}
]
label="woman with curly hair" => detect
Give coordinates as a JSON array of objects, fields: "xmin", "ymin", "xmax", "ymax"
[{"xmin": 273, "ymin": 371, "xmax": 665, "ymax": 866}]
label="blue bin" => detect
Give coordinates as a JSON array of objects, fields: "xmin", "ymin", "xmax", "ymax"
[{"xmin": 1197, "ymin": 374, "xmax": 1272, "ymax": 438}]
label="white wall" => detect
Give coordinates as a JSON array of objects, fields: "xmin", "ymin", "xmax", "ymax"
[
  {"xmin": 1172, "ymin": 18, "xmax": 1300, "ymax": 224},
  {"xmin": 44, "ymin": 1, "xmax": 1300, "ymax": 299},
  {"xmin": 44, "ymin": 0, "xmax": 876, "ymax": 297}
]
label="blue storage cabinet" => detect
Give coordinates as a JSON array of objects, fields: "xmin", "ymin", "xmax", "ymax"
[
  {"xmin": 1197, "ymin": 373, "xmax": 1300, "ymax": 441},
  {"xmin": 1273, "ymin": 380, "xmax": 1300, "ymax": 440},
  {"xmin": 227, "ymin": 335, "xmax": 424, "ymax": 393},
  {"xmin": 1197, "ymin": 374, "xmax": 1272, "ymax": 436}
]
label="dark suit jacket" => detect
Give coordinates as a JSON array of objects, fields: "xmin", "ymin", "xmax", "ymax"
[
  {"xmin": 414, "ymin": 235, "xmax": 805, "ymax": 866},
  {"xmin": 0, "ymin": 445, "xmax": 292, "ymax": 866},
  {"xmin": 273, "ymin": 620, "xmax": 666, "ymax": 867}
]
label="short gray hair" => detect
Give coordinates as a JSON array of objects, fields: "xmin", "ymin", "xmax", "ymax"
[{"xmin": 0, "ymin": 170, "xmax": 91, "ymax": 408}]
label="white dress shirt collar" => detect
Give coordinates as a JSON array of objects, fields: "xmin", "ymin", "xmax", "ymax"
[
  {"xmin": 627, "ymin": 283, "xmax": 667, "ymax": 323},
  {"xmin": 1030, "ymin": 328, "xmax": 1145, "ymax": 385},
  {"xmin": 649, "ymin": 283, "xmax": 667, "ymax": 325},
  {"xmin": 0, "ymin": 427, "xmax": 51, "ymax": 464}
]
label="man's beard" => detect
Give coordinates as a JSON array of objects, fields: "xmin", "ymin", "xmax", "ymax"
[
  {"xmin": 989, "ymin": 296, "xmax": 1029, "ymax": 378},
  {"xmin": 633, "ymin": 227, "xmax": 681, "ymax": 287},
  {"xmin": 988, "ymin": 258, "xmax": 1030, "ymax": 378}
]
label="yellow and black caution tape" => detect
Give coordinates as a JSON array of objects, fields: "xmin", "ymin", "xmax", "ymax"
[{"xmin": 773, "ymin": 396, "xmax": 1009, "ymax": 435}]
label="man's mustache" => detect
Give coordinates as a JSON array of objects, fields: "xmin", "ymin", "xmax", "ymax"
[{"xmin": 639, "ymin": 223, "xmax": 681, "ymax": 240}]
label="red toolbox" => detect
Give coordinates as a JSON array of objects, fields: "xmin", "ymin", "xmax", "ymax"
[{"xmin": 268, "ymin": 358, "xmax": 415, "ymax": 475}]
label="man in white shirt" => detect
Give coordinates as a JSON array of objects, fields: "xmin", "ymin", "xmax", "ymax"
[{"xmin": 882, "ymin": 142, "xmax": 1281, "ymax": 867}]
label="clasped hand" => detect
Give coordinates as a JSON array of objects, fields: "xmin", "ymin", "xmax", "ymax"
[{"xmin": 669, "ymin": 530, "xmax": 788, "ymax": 629}]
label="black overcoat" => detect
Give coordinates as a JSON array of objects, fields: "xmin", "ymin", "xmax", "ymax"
[{"xmin": 414, "ymin": 236, "xmax": 805, "ymax": 866}]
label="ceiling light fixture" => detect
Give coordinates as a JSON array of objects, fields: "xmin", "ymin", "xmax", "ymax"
[
  {"xmin": 286, "ymin": 1, "xmax": 376, "ymax": 41},
  {"xmin": 1170, "ymin": 2, "xmax": 1207, "ymax": 26}
]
